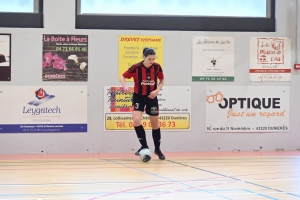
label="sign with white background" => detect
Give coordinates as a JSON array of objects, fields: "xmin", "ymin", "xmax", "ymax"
[
  {"xmin": 0, "ymin": 86, "xmax": 87, "ymax": 133},
  {"xmin": 206, "ymin": 86, "xmax": 289, "ymax": 132},
  {"xmin": 192, "ymin": 36, "xmax": 235, "ymax": 82},
  {"xmin": 250, "ymin": 37, "xmax": 291, "ymax": 81}
]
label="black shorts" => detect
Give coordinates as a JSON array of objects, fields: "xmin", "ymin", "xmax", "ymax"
[{"xmin": 132, "ymin": 93, "xmax": 159, "ymax": 116}]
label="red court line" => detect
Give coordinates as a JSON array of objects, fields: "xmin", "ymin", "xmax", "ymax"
[{"xmin": 99, "ymin": 182, "xmax": 173, "ymax": 198}]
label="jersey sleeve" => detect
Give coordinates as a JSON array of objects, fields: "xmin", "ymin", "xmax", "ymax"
[
  {"xmin": 157, "ymin": 65, "xmax": 164, "ymax": 80},
  {"xmin": 122, "ymin": 66, "xmax": 136, "ymax": 79}
]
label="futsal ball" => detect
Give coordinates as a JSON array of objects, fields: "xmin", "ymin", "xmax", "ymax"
[{"xmin": 139, "ymin": 148, "xmax": 152, "ymax": 162}]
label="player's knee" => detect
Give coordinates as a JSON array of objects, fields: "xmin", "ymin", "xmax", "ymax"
[
  {"xmin": 152, "ymin": 125, "xmax": 159, "ymax": 129},
  {"xmin": 151, "ymin": 122, "xmax": 159, "ymax": 129},
  {"xmin": 133, "ymin": 118, "xmax": 142, "ymax": 126}
]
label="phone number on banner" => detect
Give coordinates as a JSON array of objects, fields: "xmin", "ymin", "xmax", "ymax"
[{"xmin": 105, "ymin": 113, "xmax": 190, "ymax": 130}]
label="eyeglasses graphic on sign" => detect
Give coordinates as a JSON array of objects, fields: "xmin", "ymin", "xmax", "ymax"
[{"xmin": 206, "ymin": 91, "xmax": 224, "ymax": 104}]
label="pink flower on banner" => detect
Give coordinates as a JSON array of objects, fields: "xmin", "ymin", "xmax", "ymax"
[
  {"xmin": 42, "ymin": 60, "xmax": 51, "ymax": 68},
  {"xmin": 42, "ymin": 52, "xmax": 68, "ymax": 71},
  {"xmin": 53, "ymin": 54, "xmax": 60, "ymax": 61},
  {"xmin": 44, "ymin": 52, "xmax": 53, "ymax": 61},
  {"xmin": 53, "ymin": 57, "xmax": 66, "ymax": 70}
]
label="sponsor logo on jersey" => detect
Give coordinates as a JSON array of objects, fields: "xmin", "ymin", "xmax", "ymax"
[{"xmin": 141, "ymin": 80, "xmax": 155, "ymax": 85}]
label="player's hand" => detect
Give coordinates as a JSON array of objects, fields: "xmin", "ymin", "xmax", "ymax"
[
  {"xmin": 148, "ymin": 90, "xmax": 158, "ymax": 99},
  {"xmin": 123, "ymin": 86, "xmax": 131, "ymax": 94}
]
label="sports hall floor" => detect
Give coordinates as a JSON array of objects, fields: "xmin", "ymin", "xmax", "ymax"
[{"xmin": 0, "ymin": 151, "xmax": 300, "ymax": 200}]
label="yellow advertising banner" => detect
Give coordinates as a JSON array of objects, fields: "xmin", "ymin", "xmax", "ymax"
[
  {"xmin": 104, "ymin": 86, "xmax": 191, "ymax": 131},
  {"xmin": 118, "ymin": 35, "xmax": 163, "ymax": 81},
  {"xmin": 105, "ymin": 113, "xmax": 190, "ymax": 130}
]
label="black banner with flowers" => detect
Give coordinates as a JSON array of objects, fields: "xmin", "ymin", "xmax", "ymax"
[
  {"xmin": 0, "ymin": 34, "xmax": 11, "ymax": 81},
  {"xmin": 42, "ymin": 34, "xmax": 88, "ymax": 81}
]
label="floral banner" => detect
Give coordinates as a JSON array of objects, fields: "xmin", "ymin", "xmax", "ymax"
[
  {"xmin": 0, "ymin": 34, "xmax": 11, "ymax": 81},
  {"xmin": 42, "ymin": 34, "xmax": 88, "ymax": 81}
]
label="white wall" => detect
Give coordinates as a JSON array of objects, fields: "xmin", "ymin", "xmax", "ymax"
[{"xmin": 0, "ymin": 0, "xmax": 299, "ymax": 154}]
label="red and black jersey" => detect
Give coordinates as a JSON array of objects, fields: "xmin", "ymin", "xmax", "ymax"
[{"xmin": 123, "ymin": 61, "xmax": 164, "ymax": 96}]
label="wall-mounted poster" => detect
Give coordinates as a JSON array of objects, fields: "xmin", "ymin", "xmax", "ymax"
[
  {"xmin": 0, "ymin": 86, "xmax": 87, "ymax": 133},
  {"xmin": 250, "ymin": 37, "xmax": 291, "ymax": 81},
  {"xmin": 192, "ymin": 36, "xmax": 235, "ymax": 82},
  {"xmin": 42, "ymin": 34, "xmax": 88, "ymax": 81},
  {"xmin": 104, "ymin": 86, "xmax": 191, "ymax": 131},
  {"xmin": 0, "ymin": 34, "xmax": 11, "ymax": 81},
  {"xmin": 118, "ymin": 35, "xmax": 163, "ymax": 82},
  {"xmin": 206, "ymin": 85, "xmax": 289, "ymax": 132}
]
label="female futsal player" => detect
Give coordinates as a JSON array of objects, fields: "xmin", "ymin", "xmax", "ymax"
[{"xmin": 119, "ymin": 48, "xmax": 165, "ymax": 161}]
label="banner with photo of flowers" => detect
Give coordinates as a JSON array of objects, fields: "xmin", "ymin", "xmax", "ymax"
[
  {"xmin": 42, "ymin": 34, "xmax": 88, "ymax": 81},
  {"xmin": 0, "ymin": 34, "xmax": 11, "ymax": 81}
]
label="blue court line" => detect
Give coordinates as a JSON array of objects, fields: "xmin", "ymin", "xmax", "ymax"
[
  {"xmin": 286, "ymin": 192, "xmax": 300, "ymax": 198},
  {"xmin": 106, "ymin": 159, "xmax": 233, "ymax": 200},
  {"xmin": 243, "ymin": 189, "xmax": 278, "ymax": 200},
  {"xmin": 168, "ymin": 160, "xmax": 300, "ymax": 199},
  {"xmin": 207, "ymin": 189, "xmax": 277, "ymax": 199},
  {"xmin": 201, "ymin": 189, "xmax": 277, "ymax": 199}
]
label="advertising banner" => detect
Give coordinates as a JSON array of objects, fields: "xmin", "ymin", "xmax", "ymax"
[
  {"xmin": 192, "ymin": 36, "xmax": 235, "ymax": 82},
  {"xmin": 250, "ymin": 37, "xmax": 291, "ymax": 81},
  {"xmin": 104, "ymin": 86, "xmax": 191, "ymax": 131},
  {"xmin": 119, "ymin": 35, "xmax": 163, "ymax": 81},
  {"xmin": 206, "ymin": 86, "xmax": 289, "ymax": 132},
  {"xmin": 0, "ymin": 86, "xmax": 87, "ymax": 133},
  {"xmin": 43, "ymin": 34, "xmax": 88, "ymax": 81},
  {"xmin": 0, "ymin": 34, "xmax": 11, "ymax": 81}
]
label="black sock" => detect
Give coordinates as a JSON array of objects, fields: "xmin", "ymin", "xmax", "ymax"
[
  {"xmin": 134, "ymin": 125, "xmax": 148, "ymax": 148},
  {"xmin": 152, "ymin": 128, "xmax": 161, "ymax": 151}
]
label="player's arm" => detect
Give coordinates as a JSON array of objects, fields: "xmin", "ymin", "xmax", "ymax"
[
  {"xmin": 149, "ymin": 65, "xmax": 164, "ymax": 99},
  {"xmin": 120, "ymin": 67, "xmax": 135, "ymax": 93},
  {"xmin": 119, "ymin": 75, "xmax": 130, "ymax": 93},
  {"xmin": 156, "ymin": 65, "xmax": 165, "ymax": 92},
  {"xmin": 149, "ymin": 78, "xmax": 164, "ymax": 99},
  {"xmin": 157, "ymin": 78, "xmax": 164, "ymax": 91}
]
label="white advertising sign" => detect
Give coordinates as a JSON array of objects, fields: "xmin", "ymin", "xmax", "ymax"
[
  {"xmin": 206, "ymin": 86, "xmax": 289, "ymax": 132},
  {"xmin": 250, "ymin": 37, "xmax": 291, "ymax": 81},
  {"xmin": 0, "ymin": 86, "xmax": 87, "ymax": 133}
]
